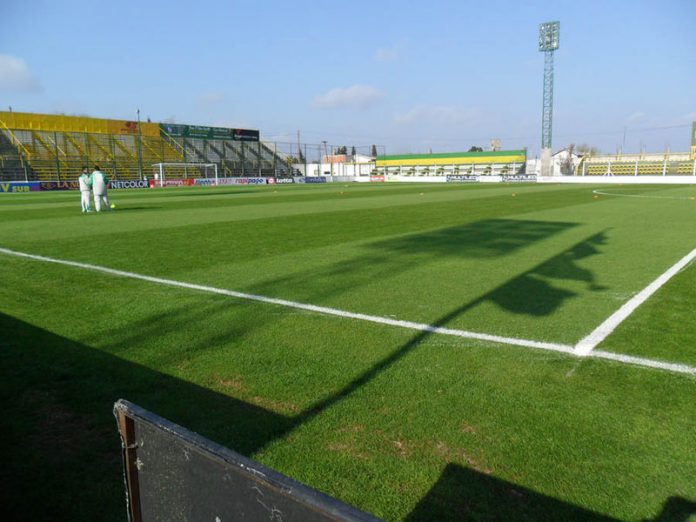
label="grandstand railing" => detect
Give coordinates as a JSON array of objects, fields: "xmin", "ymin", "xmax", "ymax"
[{"xmin": 575, "ymin": 156, "xmax": 696, "ymax": 176}]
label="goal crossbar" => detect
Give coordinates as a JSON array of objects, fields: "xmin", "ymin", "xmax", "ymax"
[{"xmin": 151, "ymin": 162, "xmax": 218, "ymax": 186}]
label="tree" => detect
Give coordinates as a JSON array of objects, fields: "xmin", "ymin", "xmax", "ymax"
[
  {"xmin": 371, "ymin": 144, "xmax": 378, "ymax": 157},
  {"xmin": 351, "ymin": 146, "xmax": 356, "ymax": 157},
  {"xmin": 576, "ymin": 143, "xmax": 600, "ymax": 156},
  {"xmin": 560, "ymin": 143, "xmax": 575, "ymax": 175},
  {"xmin": 468, "ymin": 146, "xmax": 483, "ymax": 152}
]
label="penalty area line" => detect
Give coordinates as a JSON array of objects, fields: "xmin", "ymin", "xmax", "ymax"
[
  {"xmin": 1, "ymin": 247, "xmax": 695, "ymax": 378},
  {"xmin": 574, "ymin": 246, "xmax": 696, "ymax": 356}
]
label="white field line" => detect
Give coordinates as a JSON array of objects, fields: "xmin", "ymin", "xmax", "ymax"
[
  {"xmin": 0, "ymin": 247, "xmax": 574, "ymax": 354},
  {"xmin": 592, "ymin": 189, "xmax": 696, "ymax": 200},
  {"xmin": 574, "ymin": 247, "xmax": 696, "ymax": 355},
  {"xmin": 1, "ymin": 247, "xmax": 695, "ymax": 378}
]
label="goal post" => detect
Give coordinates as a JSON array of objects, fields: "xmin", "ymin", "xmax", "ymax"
[{"xmin": 151, "ymin": 162, "xmax": 218, "ymax": 186}]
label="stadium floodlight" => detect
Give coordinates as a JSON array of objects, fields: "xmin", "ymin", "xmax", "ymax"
[
  {"xmin": 539, "ymin": 21, "xmax": 560, "ymax": 176},
  {"xmin": 538, "ymin": 21, "xmax": 560, "ymax": 52}
]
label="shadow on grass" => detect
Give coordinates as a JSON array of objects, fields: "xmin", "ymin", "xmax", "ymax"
[
  {"xmin": 243, "ymin": 218, "xmax": 580, "ymax": 314},
  {"xmin": 372, "ymin": 219, "xmax": 576, "ymax": 259},
  {"xmin": 0, "ymin": 313, "xmax": 294, "ymax": 521},
  {"xmin": 292, "ymin": 231, "xmax": 611, "ymax": 437},
  {"xmin": 0, "ymin": 224, "xmax": 643, "ymax": 521},
  {"xmin": 646, "ymin": 497, "xmax": 696, "ymax": 522},
  {"xmin": 484, "ymin": 230, "xmax": 608, "ymax": 316},
  {"xmin": 408, "ymin": 463, "xmax": 696, "ymax": 521},
  {"xmin": 406, "ymin": 463, "xmax": 618, "ymax": 521}
]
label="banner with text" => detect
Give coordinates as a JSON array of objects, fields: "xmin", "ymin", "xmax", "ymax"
[
  {"xmin": 0, "ymin": 182, "xmax": 41, "ymax": 193},
  {"xmin": 160, "ymin": 124, "xmax": 259, "ymax": 142}
]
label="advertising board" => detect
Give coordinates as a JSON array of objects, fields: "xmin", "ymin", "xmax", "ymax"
[
  {"xmin": 0, "ymin": 182, "xmax": 41, "ymax": 193},
  {"xmin": 446, "ymin": 175, "xmax": 479, "ymax": 183}
]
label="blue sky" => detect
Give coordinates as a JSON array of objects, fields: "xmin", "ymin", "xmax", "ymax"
[{"xmin": 1, "ymin": 0, "xmax": 694, "ymax": 156}]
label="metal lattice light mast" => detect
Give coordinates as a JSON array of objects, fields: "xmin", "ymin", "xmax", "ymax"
[{"xmin": 538, "ymin": 21, "xmax": 559, "ymax": 176}]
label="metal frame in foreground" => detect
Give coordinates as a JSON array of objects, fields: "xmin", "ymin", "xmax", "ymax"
[{"xmin": 114, "ymin": 399, "xmax": 381, "ymax": 522}]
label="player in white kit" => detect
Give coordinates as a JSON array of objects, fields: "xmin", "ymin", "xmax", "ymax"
[
  {"xmin": 89, "ymin": 165, "xmax": 111, "ymax": 212},
  {"xmin": 78, "ymin": 166, "xmax": 92, "ymax": 212}
]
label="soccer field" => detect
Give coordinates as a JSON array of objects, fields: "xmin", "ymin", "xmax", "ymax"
[{"xmin": 1, "ymin": 182, "xmax": 695, "ymax": 521}]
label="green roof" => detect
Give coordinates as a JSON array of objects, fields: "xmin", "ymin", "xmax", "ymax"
[{"xmin": 377, "ymin": 150, "xmax": 526, "ymax": 161}]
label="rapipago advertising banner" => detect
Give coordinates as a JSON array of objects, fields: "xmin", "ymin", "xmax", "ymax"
[{"xmin": 160, "ymin": 123, "xmax": 259, "ymax": 142}]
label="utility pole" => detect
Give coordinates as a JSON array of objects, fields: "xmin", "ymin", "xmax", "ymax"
[{"xmin": 136, "ymin": 109, "xmax": 144, "ymax": 180}]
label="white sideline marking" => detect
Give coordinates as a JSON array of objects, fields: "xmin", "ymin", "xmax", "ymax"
[
  {"xmin": 592, "ymin": 350, "xmax": 696, "ymax": 377},
  {"xmin": 592, "ymin": 189, "xmax": 696, "ymax": 200},
  {"xmin": 574, "ymin": 247, "xmax": 696, "ymax": 355},
  {"xmin": 0, "ymin": 247, "xmax": 574, "ymax": 354},
  {"xmin": 1, "ymin": 247, "xmax": 695, "ymax": 378}
]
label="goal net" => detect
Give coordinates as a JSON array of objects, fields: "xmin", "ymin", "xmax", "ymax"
[{"xmin": 151, "ymin": 162, "xmax": 218, "ymax": 186}]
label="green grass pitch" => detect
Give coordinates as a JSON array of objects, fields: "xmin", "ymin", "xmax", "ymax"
[{"xmin": 1, "ymin": 182, "xmax": 695, "ymax": 521}]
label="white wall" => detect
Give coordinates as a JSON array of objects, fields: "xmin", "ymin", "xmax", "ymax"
[{"xmin": 537, "ymin": 175, "xmax": 696, "ymax": 184}]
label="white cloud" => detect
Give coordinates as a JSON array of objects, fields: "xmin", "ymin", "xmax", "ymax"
[
  {"xmin": 394, "ymin": 105, "xmax": 480, "ymax": 126},
  {"xmin": 374, "ymin": 40, "xmax": 406, "ymax": 62},
  {"xmin": 198, "ymin": 91, "xmax": 225, "ymax": 106},
  {"xmin": 312, "ymin": 85, "xmax": 384, "ymax": 110},
  {"xmin": 375, "ymin": 47, "xmax": 398, "ymax": 62},
  {"xmin": 0, "ymin": 54, "xmax": 41, "ymax": 92},
  {"xmin": 626, "ymin": 112, "xmax": 646, "ymax": 123}
]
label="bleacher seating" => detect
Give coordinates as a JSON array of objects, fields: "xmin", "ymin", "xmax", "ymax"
[
  {"xmin": 576, "ymin": 153, "xmax": 694, "ymax": 176},
  {"xmin": 0, "ymin": 111, "xmax": 294, "ymax": 181},
  {"xmin": 374, "ymin": 150, "xmax": 527, "ymax": 177}
]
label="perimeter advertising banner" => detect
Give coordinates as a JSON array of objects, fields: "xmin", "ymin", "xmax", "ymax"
[
  {"xmin": 111, "ymin": 179, "xmax": 149, "ymax": 189},
  {"xmin": 501, "ymin": 175, "xmax": 537, "ymax": 182},
  {"xmin": 40, "ymin": 181, "xmax": 81, "ymax": 191},
  {"xmin": 193, "ymin": 177, "xmax": 268, "ymax": 186},
  {"xmin": 160, "ymin": 123, "xmax": 259, "ymax": 142},
  {"xmin": 148, "ymin": 179, "xmax": 195, "ymax": 188},
  {"xmin": 446, "ymin": 175, "xmax": 479, "ymax": 183},
  {"xmin": 0, "ymin": 182, "xmax": 41, "ymax": 193}
]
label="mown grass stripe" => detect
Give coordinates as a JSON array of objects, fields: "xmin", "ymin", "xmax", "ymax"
[{"xmin": 2, "ymin": 246, "xmax": 695, "ymax": 378}]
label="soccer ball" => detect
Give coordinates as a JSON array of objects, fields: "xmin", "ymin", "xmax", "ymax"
[{"xmin": 110, "ymin": 204, "xmax": 116, "ymax": 209}]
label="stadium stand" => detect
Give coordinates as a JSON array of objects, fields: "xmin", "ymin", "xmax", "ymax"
[
  {"xmin": 374, "ymin": 150, "xmax": 527, "ymax": 177},
  {"xmin": 575, "ymin": 152, "xmax": 695, "ymax": 176},
  {"xmin": 0, "ymin": 112, "xmax": 295, "ymax": 181}
]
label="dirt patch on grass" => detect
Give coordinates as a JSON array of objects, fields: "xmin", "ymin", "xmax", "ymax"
[
  {"xmin": 337, "ymin": 424, "xmax": 365, "ymax": 433},
  {"xmin": 249, "ymin": 395, "xmax": 299, "ymax": 414},
  {"xmin": 433, "ymin": 440, "xmax": 492, "ymax": 474},
  {"xmin": 460, "ymin": 422, "xmax": 476, "ymax": 434},
  {"xmin": 327, "ymin": 441, "xmax": 369, "ymax": 460},
  {"xmin": 212, "ymin": 373, "xmax": 245, "ymax": 391}
]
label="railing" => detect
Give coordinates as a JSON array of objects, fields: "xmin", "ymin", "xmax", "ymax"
[{"xmin": 0, "ymin": 120, "xmax": 32, "ymax": 159}]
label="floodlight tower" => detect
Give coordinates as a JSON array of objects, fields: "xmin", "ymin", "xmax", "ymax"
[{"xmin": 538, "ymin": 21, "xmax": 560, "ymax": 176}]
